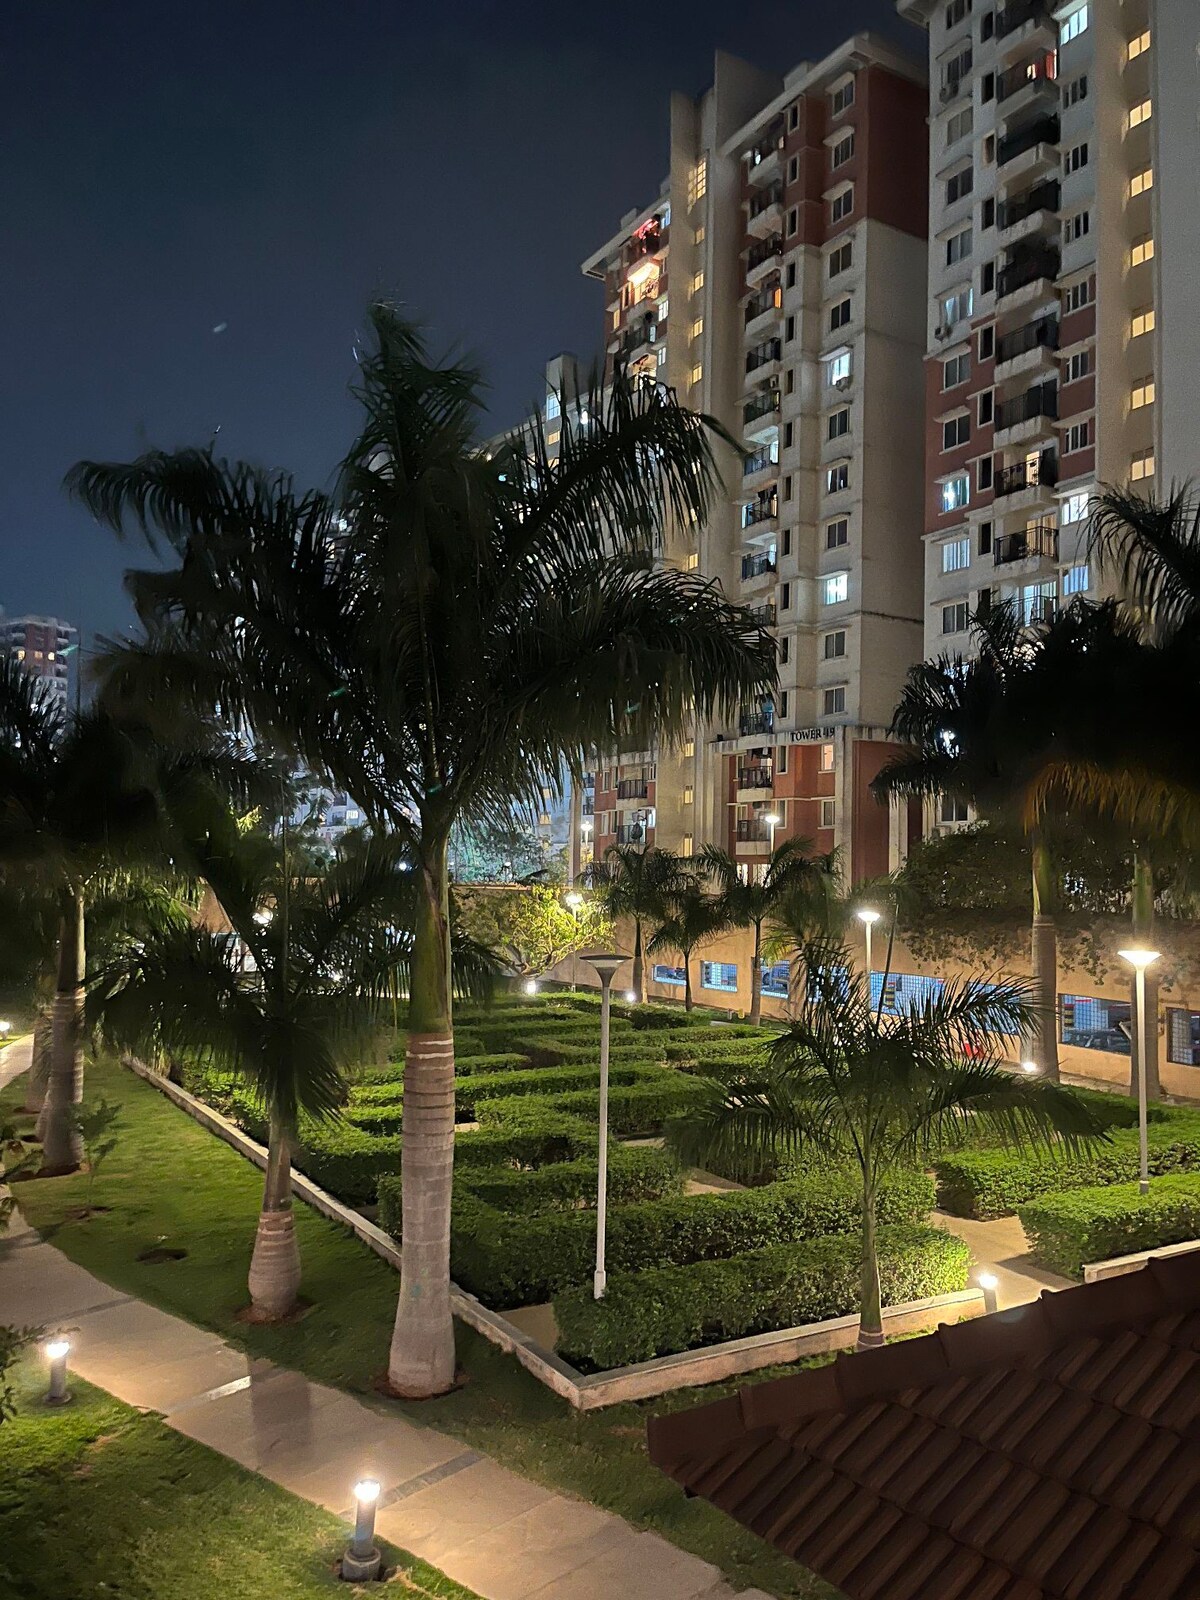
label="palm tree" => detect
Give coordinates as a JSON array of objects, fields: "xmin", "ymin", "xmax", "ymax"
[
  {"xmin": 584, "ymin": 843, "xmax": 690, "ymax": 1003},
  {"xmin": 701, "ymin": 838, "xmax": 838, "ymax": 1024},
  {"xmin": 68, "ymin": 304, "xmax": 776, "ymax": 1395},
  {"xmin": 647, "ymin": 876, "xmax": 729, "ymax": 1011},
  {"xmin": 669, "ymin": 939, "xmax": 1103, "ymax": 1347}
]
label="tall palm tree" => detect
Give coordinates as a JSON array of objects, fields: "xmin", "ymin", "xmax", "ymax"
[
  {"xmin": 68, "ymin": 304, "xmax": 776, "ymax": 1396},
  {"xmin": 646, "ymin": 876, "xmax": 729, "ymax": 1011},
  {"xmin": 669, "ymin": 939, "xmax": 1103, "ymax": 1348},
  {"xmin": 701, "ymin": 838, "xmax": 838, "ymax": 1024},
  {"xmin": 584, "ymin": 843, "xmax": 690, "ymax": 1003}
]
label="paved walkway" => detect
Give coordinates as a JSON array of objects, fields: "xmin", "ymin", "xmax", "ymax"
[{"xmin": 0, "ymin": 1041, "xmax": 769, "ymax": 1600}]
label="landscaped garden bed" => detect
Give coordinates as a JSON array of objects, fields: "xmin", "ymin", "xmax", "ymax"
[{"xmin": 1019, "ymin": 1172, "xmax": 1200, "ymax": 1277}]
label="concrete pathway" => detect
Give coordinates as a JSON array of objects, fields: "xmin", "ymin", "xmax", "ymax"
[
  {"xmin": 934, "ymin": 1209, "xmax": 1074, "ymax": 1309},
  {"xmin": 0, "ymin": 1041, "xmax": 769, "ymax": 1600}
]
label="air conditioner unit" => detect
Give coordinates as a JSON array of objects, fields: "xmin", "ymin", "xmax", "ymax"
[
  {"xmin": 833, "ymin": 375, "xmax": 852, "ymax": 391},
  {"xmin": 935, "ymin": 323, "xmax": 952, "ymax": 341}
]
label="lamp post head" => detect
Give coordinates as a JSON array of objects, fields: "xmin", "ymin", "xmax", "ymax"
[
  {"xmin": 580, "ymin": 951, "xmax": 628, "ymax": 984},
  {"xmin": 977, "ymin": 1271, "xmax": 999, "ymax": 1291},
  {"xmin": 1118, "ymin": 947, "xmax": 1161, "ymax": 972},
  {"xmin": 523, "ymin": 978, "xmax": 540, "ymax": 996},
  {"xmin": 46, "ymin": 1338, "xmax": 70, "ymax": 1361},
  {"xmin": 1021, "ymin": 1060, "xmax": 1039, "ymax": 1074},
  {"xmin": 565, "ymin": 891, "xmax": 584, "ymax": 908},
  {"xmin": 354, "ymin": 1479, "xmax": 380, "ymax": 1505},
  {"xmin": 762, "ymin": 812, "xmax": 781, "ymax": 826},
  {"xmin": 0, "ymin": 1020, "xmax": 10, "ymax": 1037},
  {"xmin": 855, "ymin": 908, "xmax": 881, "ymax": 927}
]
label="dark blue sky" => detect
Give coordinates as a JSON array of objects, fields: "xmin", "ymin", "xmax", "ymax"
[{"xmin": 2, "ymin": 0, "xmax": 915, "ymax": 640}]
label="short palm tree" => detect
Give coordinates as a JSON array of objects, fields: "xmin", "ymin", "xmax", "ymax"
[
  {"xmin": 701, "ymin": 838, "xmax": 838, "ymax": 1024},
  {"xmin": 584, "ymin": 843, "xmax": 690, "ymax": 1003},
  {"xmin": 69, "ymin": 304, "xmax": 776, "ymax": 1395},
  {"xmin": 669, "ymin": 939, "xmax": 1104, "ymax": 1348},
  {"xmin": 647, "ymin": 877, "xmax": 729, "ymax": 1011}
]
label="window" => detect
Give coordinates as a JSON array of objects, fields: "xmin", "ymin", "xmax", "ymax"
[
  {"xmin": 1130, "ymin": 235, "xmax": 1154, "ymax": 268},
  {"xmin": 820, "ymin": 742, "xmax": 835, "ymax": 772},
  {"xmin": 942, "ymin": 535, "xmax": 971, "ymax": 571},
  {"xmin": 829, "ymin": 297, "xmax": 851, "ymax": 332},
  {"xmin": 941, "ymin": 287, "xmax": 974, "ymax": 328},
  {"xmin": 978, "ymin": 389, "xmax": 993, "ymax": 425},
  {"xmin": 946, "ymin": 106, "xmax": 973, "ymax": 145},
  {"xmin": 980, "ymin": 71, "xmax": 995, "ymax": 103},
  {"xmin": 980, "ymin": 259, "xmax": 995, "ymax": 295},
  {"xmin": 942, "ymin": 601, "xmax": 970, "ymax": 634},
  {"xmin": 831, "ymin": 132, "xmax": 855, "ymax": 168},
  {"xmin": 1127, "ymin": 98, "xmax": 1152, "ymax": 131},
  {"xmin": 981, "ymin": 196, "xmax": 995, "ymax": 230},
  {"xmin": 1065, "ymin": 278, "xmax": 1093, "ymax": 313},
  {"xmin": 652, "ymin": 963, "xmax": 686, "ymax": 988},
  {"xmin": 823, "ymin": 685, "xmax": 847, "ymax": 715},
  {"xmin": 979, "ymin": 520, "xmax": 993, "ymax": 554},
  {"xmin": 1061, "ymin": 491, "xmax": 1089, "ymax": 524},
  {"xmin": 1061, "ymin": 993, "xmax": 1130, "ymax": 1055},
  {"xmin": 978, "ymin": 324, "xmax": 994, "ymax": 360},
  {"xmin": 978, "ymin": 456, "xmax": 993, "ymax": 491},
  {"xmin": 761, "ymin": 961, "xmax": 790, "ymax": 998},
  {"xmin": 828, "ymin": 408, "xmax": 850, "ymax": 441},
  {"xmin": 826, "ymin": 462, "xmax": 849, "ymax": 494},
  {"xmin": 1060, "ymin": 5, "xmax": 1088, "ymax": 45},
  {"xmin": 831, "ymin": 186, "xmax": 854, "ymax": 224},
  {"xmin": 1022, "ymin": 578, "xmax": 1057, "ymax": 624},
  {"xmin": 1129, "ymin": 166, "xmax": 1153, "ymax": 198},
  {"xmin": 785, "ymin": 314, "xmax": 795, "ymax": 342},
  {"xmin": 694, "ymin": 224, "xmax": 706, "ymax": 245},
  {"xmin": 1131, "ymin": 376, "xmax": 1155, "ymax": 410},
  {"xmin": 690, "ymin": 362, "xmax": 703, "ymax": 386},
  {"xmin": 700, "ymin": 961, "xmax": 738, "ymax": 993},
  {"xmin": 945, "ymin": 165, "xmax": 974, "ymax": 205},
  {"xmin": 683, "ymin": 739, "xmax": 695, "ymax": 758},
  {"xmin": 940, "ymin": 795, "xmax": 969, "ymax": 824},
  {"xmin": 1064, "ymin": 211, "xmax": 1090, "ymax": 244},
  {"xmin": 776, "ymin": 744, "xmax": 788, "ymax": 774},
  {"xmin": 980, "ymin": 9, "xmax": 993, "ymax": 39},
  {"xmin": 946, "ymin": 226, "xmax": 973, "ymax": 266},
  {"xmin": 823, "ymin": 571, "xmax": 849, "ymax": 605},
  {"xmin": 831, "ymin": 78, "xmax": 855, "ymax": 116},
  {"xmin": 820, "ymin": 798, "xmax": 837, "ymax": 829},
  {"xmin": 1127, "ymin": 29, "xmax": 1150, "ymax": 61},
  {"xmin": 1131, "ymin": 307, "xmax": 1155, "ymax": 338},
  {"xmin": 690, "ymin": 317, "xmax": 704, "ymax": 342},
  {"xmin": 942, "ymin": 476, "xmax": 971, "ymax": 516},
  {"xmin": 945, "ymin": 0, "xmax": 971, "ymax": 26},
  {"xmin": 688, "ymin": 158, "xmax": 708, "ymax": 207},
  {"xmin": 826, "ymin": 518, "xmax": 849, "ymax": 549},
  {"xmin": 826, "ymin": 350, "xmax": 852, "ymax": 386},
  {"xmin": 1066, "ymin": 350, "xmax": 1091, "ymax": 383},
  {"xmin": 1065, "ymin": 420, "xmax": 1091, "ymax": 453},
  {"xmin": 823, "ymin": 630, "xmax": 847, "ymax": 659},
  {"xmin": 1064, "ymin": 142, "xmax": 1089, "ymax": 174},
  {"xmin": 779, "ymin": 634, "xmax": 790, "ymax": 664},
  {"xmin": 1062, "ymin": 562, "xmax": 1090, "ymax": 596},
  {"xmin": 786, "ymin": 155, "xmax": 799, "ymax": 184},
  {"xmin": 943, "ymin": 413, "xmax": 971, "ymax": 450},
  {"xmin": 545, "ymin": 392, "xmax": 561, "ymax": 421},
  {"xmin": 681, "ymin": 832, "xmax": 694, "ymax": 858},
  {"xmin": 785, "ymin": 368, "xmax": 795, "ymax": 394},
  {"xmin": 788, "ymin": 103, "xmax": 800, "ymax": 131},
  {"xmin": 1062, "ymin": 74, "xmax": 1089, "ymax": 108},
  {"xmin": 691, "ymin": 269, "xmax": 705, "ymax": 295},
  {"xmin": 684, "ymin": 550, "xmax": 699, "ymax": 571},
  {"xmin": 1131, "ymin": 447, "xmax": 1155, "ymax": 481},
  {"xmin": 943, "ymin": 352, "xmax": 970, "ymax": 389},
  {"xmin": 786, "ymin": 205, "xmax": 798, "ymax": 236},
  {"xmin": 829, "ymin": 241, "xmax": 853, "ymax": 277},
  {"xmin": 780, "ymin": 582, "xmax": 791, "ymax": 609}
]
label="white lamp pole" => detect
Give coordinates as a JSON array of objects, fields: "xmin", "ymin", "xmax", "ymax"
[
  {"xmin": 855, "ymin": 908, "xmax": 881, "ymax": 989},
  {"xmin": 565, "ymin": 891, "xmax": 584, "ymax": 990},
  {"xmin": 761, "ymin": 811, "xmax": 781, "ymax": 853},
  {"xmin": 1119, "ymin": 947, "xmax": 1160, "ymax": 1195},
  {"xmin": 580, "ymin": 951, "xmax": 628, "ymax": 1298}
]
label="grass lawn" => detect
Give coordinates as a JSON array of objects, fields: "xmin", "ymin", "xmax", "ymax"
[
  {"xmin": 0, "ymin": 1359, "xmax": 479, "ymax": 1599},
  {"xmin": 1, "ymin": 1057, "xmax": 830, "ymax": 1600}
]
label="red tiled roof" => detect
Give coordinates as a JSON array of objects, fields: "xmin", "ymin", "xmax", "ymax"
[{"xmin": 647, "ymin": 1254, "xmax": 1200, "ymax": 1600}]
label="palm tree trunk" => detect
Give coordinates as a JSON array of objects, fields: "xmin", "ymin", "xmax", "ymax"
[
  {"xmin": 749, "ymin": 920, "xmax": 763, "ymax": 1027},
  {"xmin": 632, "ymin": 919, "xmax": 645, "ymax": 1004},
  {"xmin": 23, "ymin": 1005, "xmax": 52, "ymax": 1115},
  {"xmin": 856, "ymin": 1177, "xmax": 885, "ymax": 1351},
  {"xmin": 1129, "ymin": 850, "xmax": 1160, "ymax": 1100},
  {"xmin": 388, "ymin": 835, "xmax": 457, "ymax": 1398},
  {"xmin": 1029, "ymin": 835, "xmax": 1060, "ymax": 1082},
  {"xmin": 683, "ymin": 953, "xmax": 693, "ymax": 1012},
  {"xmin": 40, "ymin": 885, "xmax": 86, "ymax": 1174},
  {"xmin": 247, "ymin": 1111, "xmax": 301, "ymax": 1319}
]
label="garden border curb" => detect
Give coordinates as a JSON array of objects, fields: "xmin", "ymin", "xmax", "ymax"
[{"xmin": 123, "ymin": 1056, "xmax": 985, "ymax": 1410}]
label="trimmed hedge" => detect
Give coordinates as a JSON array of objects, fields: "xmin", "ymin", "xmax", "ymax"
[
  {"xmin": 342, "ymin": 1061, "xmax": 666, "ymax": 1131},
  {"xmin": 353, "ymin": 1052, "xmax": 531, "ymax": 1094},
  {"xmin": 1019, "ymin": 1173, "xmax": 1200, "ymax": 1277},
  {"xmin": 444, "ymin": 1165, "xmax": 936, "ymax": 1309},
  {"xmin": 935, "ymin": 1114, "xmax": 1200, "ymax": 1219},
  {"xmin": 477, "ymin": 1071, "xmax": 717, "ymax": 1139},
  {"xmin": 553, "ymin": 1224, "xmax": 971, "ymax": 1369}
]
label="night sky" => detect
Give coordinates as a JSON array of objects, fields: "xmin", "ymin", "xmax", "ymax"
[{"xmin": 3, "ymin": 0, "xmax": 916, "ymax": 643}]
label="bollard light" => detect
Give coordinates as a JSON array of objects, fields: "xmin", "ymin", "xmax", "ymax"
[
  {"xmin": 1021, "ymin": 1060, "xmax": 1038, "ymax": 1074},
  {"xmin": 341, "ymin": 1477, "xmax": 382, "ymax": 1582},
  {"xmin": 45, "ymin": 1338, "xmax": 72, "ymax": 1406},
  {"xmin": 624, "ymin": 990, "xmax": 637, "ymax": 1005},
  {"xmin": 523, "ymin": 978, "xmax": 539, "ymax": 997},
  {"xmin": 0, "ymin": 1019, "xmax": 11, "ymax": 1039},
  {"xmin": 565, "ymin": 891, "xmax": 583, "ymax": 909},
  {"xmin": 977, "ymin": 1272, "xmax": 1000, "ymax": 1315}
]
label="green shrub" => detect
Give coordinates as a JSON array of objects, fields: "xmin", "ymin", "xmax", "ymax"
[
  {"xmin": 935, "ymin": 1114, "xmax": 1200, "ymax": 1219},
  {"xmin": 343, "ymin": 1061, "xmax": 667, "ymax": 1131},
  {"xmin": 476, "ymin": 1071, "xmax": 716, "ymax": 1139},
  {"xmin": 554, "ymin": 1224, "xmax": 971, "ymax": 1369},
  {"xmin": 352, "ymin": 1052, "xmax": 530, "ymax": 1098},
  {"xmin": 1019, "ymin": 1173, "xmax": 1200, "ymax": 1277},
  {"xmin": 443, "ymin": 1165, "xmax": 934, "ymax": 1309}
]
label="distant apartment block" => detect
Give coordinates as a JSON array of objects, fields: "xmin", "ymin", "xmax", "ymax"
[{"xmin": 0, "ymin": 614, "xmax": 76, "ymax": 707}]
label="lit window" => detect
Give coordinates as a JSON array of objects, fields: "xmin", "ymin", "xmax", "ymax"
[
  {"xmin": 683, "ymin": 785, "xmax": 694, "ymax": 804},
  {"xmin": 700, "ymin": 961, "xmax": 738, "ymax": 993},
  {"xmin": 694, "ymin": 225, "xmax": 706, "ymax": 245},
  {"xmin": 823, "ymin": 572, "xmax": 849, "ymax": 605},
  {"xmin": 1060, "ymin": 492, "xmax": 1089, "ymax": 524},
  {"xmin": 690, "ymin": 363, "xmax": 703, "ymax": 386},
  {"xmin": 823, "ymin": 685, "xmax": 847, "ymax": 715},
  {"xmin": 691, "ymin": 317, "xmax": 704, "ymax": 341},
  {"xmin": 691, "ymin": 270, "xmax": 705, "ymax": 295},
  {"xmin": 1131, "ymin": 448, "xmax": 1155, "ymax": 481},
  {"xmin": 941, "ymin": 477, "xmax": 971, "ymax": 516},
  {"xmin": 1062, "ymin": 563, "xmax": 1090, "ymax": 596},
  {"xmin": 681, "ymin": 833, "xmax": 694, "ymax": 858},
  {"xmin": 1129, "ymin": 166, "xmax": 1153, "ymax": 198},
  {"xmin": 1060, "ymin": 4, "xmax": 1088, "ymax": 45},
  {"xmin": 683, "ymin": 739, "xmax": 695, "ymax": 758},
  {"xmin": 1130, "ymin": 377, "xmax": 1155, "ymax": 409},
  {"xmin": 545, "ymin": 392, "xmax": 560, "ymax": 420},
  {"xmin": 1127, "ymin": 29, "xmax": 1150, "ymax": 60},
  {"xmin": 688, "ymin": 159, "xmax": 707, "ymax": 208},
  {"xmin": 942, "ymin": 535, "xmax": 970, "ymax": 572},
  {"xmin": 1130, "ymin": 235, "xmax": 1154, "ymax": 267},
  {"xmin": 546, "ymin": 430, "xmax": 560, "ymax": 447},
  {"xmin": 1131, "ymin": 307, "xmax": 1155, "ymax": 338},
  {"xmin": 820, "ymin": 742, "xmax": 835, "ymax": 772},
  {"xmin": 1127, "ymin": 98, "xmax": 1152, "ymax": 131},
  {"xmin": 826, "ymin": 462, "xmax": 849, "ymax": 494},
  {"xmin": 826, "ymin": 350, "xmax": 852, "ymax": 386},
  {"xmin": 684, "ymin": 551, "xmax": 699, "ymax": 571}
]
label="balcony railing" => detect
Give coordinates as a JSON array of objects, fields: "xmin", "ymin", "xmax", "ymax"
[
  {"xmin": 736, "ymin": 818, "xmax": 773, "ymax": 842},
  {"xmin": 747, "ymin": 236, "xmax": 784, "ymax": 273},
  {"xmin": 741, "ymin": 552, "xmax": 777, "ymax": 581},
  {"xmin": 738, "ymin": 766, "xmax": 774, "ymax": 790},
  {"xmin": 616, "ymin": 779, "xmax": 649, "ymax": 800},
  {"xmin": 997, "ymin": 247, "xmax": 1059, "ymax": 299},
  {"xmin": 746, "ymin": 339, "xmax": 782, "ymax": 374},
  {"xmin": 742, "ymin": 447, "xmax": 778, "ymax": 478},
  {"xmin": 994, "ymin": 450, "xmax": 1058, "ymax": 497},
  {"xmin": 615, "ymin": 822, "xmax": 648, "ymax": 844},
  {"xmin": 581, "ymin": 797, "xmax": 595, "ymax": 816},
  {"xmin": 748, "ymin": 128, "xmax": 784, "ymax": 167},
  {"xmin": 995, "ymin": 523, "xmax": 1058, "ymax": 564},
  {"xmin": 996, "ymin": 0, "xmax": 1052, "ymax": 40},
  {"xmin": 619, "ymin": 317, "xmax": 658, "ymax": 354},
  {"xmin": 742, "ymin": 499, "xmax": 778, "ymax": 531},
  {"xmin": 994, "ymin": 382, "xmax": 1057, "ymax": 432},
  {"xmin": 743, "ymin": 389, "xmax": 780, "ymax": 427},
  {"xmin": 748, "ymin": 184, "xmax": 783, "ymax": 220},
  {"xmin": 747, "ymin": 602, "xmax": 777, "ymax": 628},
  {"xmin": 995, "ymin": 314, "xmax": 1059, "ymax": 365},
  {"xmin": 626, "ymin": 223, "xmax": 665, "ymax": 264},
  {"xmin": 997, "ymin": 59, "xmax": 1057, "ymax": 102},
  {"xmin": 744, "ymin": 286, "xmax": 781, "ymax": 325},
  {"xmin": 997, "ymin": 115, "xmax": 1059, "ymax": 168},
  {"xmin": 997, "ymin": 178, "xmax": 1060, "ymax": 231}
]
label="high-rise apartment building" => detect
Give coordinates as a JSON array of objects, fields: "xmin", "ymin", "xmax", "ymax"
[
  {"xmin": 899, "ymin": 0, "xmax": 1200, "ymax": 833},
  {"xmin": 577, "ymin": 38, "xmax": 929, "ymax": 883},
  {"xmin": 0, "ymin": 614, "xmax": 76, "ymax": 707}
]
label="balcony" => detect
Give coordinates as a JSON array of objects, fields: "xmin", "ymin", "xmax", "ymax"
[
  {"xmin": 995, "ymin": 315, "xmax": 1059, "ymax": 367},
  {"xmin": 997, "ymin": 247, "xmax": 1059, "ymax": 302},
  {"xmin": 747, "ymin": 184, "xmax": 784, "ymax": 239},
  {"xmin": 735, "ymin": 818, "xmax": 774, "ymax": 843},
  {"xmin": 997, "ymin": 57, "xmax": 1058, "ymax": 109},
  {"xmin": 996, "ymin": 0, "xmax": 1052, "ymax": 40},
  {"xmin": 744, "ymin": 283, "xmax": 782, "ymax": 333},
  {"xmin": 743, "ymin": 387, "xmax": 780, "ymax": 433},
  {"xmin": 619, "ymin": 316, "xmax": 659, "ymax": 358},
  {"xmin": 616, "ymin": 779, "xmax": 649, "ymax": 801},
  {"xmin": 747, "ymin": 602, "xmax": 777, "ymax": 628},
  {"xmin": 997, "ymin": 115, "xmax": 1060, "ymax": 176},
  {"xmin": 994, "ymin": 523, "xmax": 1058, "ymax": 565},
  {"xmin": 745, "ymin": 338, "xmax": 782, "ymax": 376},
  {"xmin": 994, "ymin": 450, "xmax": 1058, "ymax": 498},
  {"xmin": 997, "ymin": 179, "xmax": 1060, "ymax": 246},
  {"xmin": 615, "ymin": 822, "xmax": 649, "ymax": 844},
  {"xmin": 737, "ymin": 766, "xmax": 774, "ymax": 791},
  {"xmin": 747, "ymin": 127, "xmax": 785, "ymax": 186},
  {"xmin": 994, "ymin": 381, "xmax": 1057, "ymax": 436},
  {"xmin": 742, "ymin": 496, "xmax": 778, "ymax": 535},
  {"xmin": 742, "ymin": 446, "xmax": 778, "ymax": 481},
  {"xmin": 626, "ymin": 221, "xmax": 666, "ymax": 266},
  {"xmin": 741, "ymin": 551, "xmax": 777, "ymax": 581},
  {"xmin": 746, "ymin": 236, "xmax": 784, "ymax": 286}
]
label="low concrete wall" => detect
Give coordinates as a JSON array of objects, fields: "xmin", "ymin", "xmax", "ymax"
[
  {"xmin": 1083, "ymin": 1237, "xmax": 1200, "ymax": 1282},
  {"xmin": 124, "ymin": 1057, "xmax": 985, "ymax": 1409}
]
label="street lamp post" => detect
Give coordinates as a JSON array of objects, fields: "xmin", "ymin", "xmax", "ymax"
[
  {"xmin": 565, "ymin": 891, "xmax": 584, "ymax": 991},
  {"xmin": 579, "ymin": 951, "xmax": 628, "ymax": 1298},
  {"xmin": 1119, "ymin": 947, "xmax": 1160, "ymax": 1195},
  {"xmin": 855, "ymin": 908, "xmax": 881, "ymax": 992},
  {"xmin": 761, "ymin": 811, "xmax": 781, "ymax": 853}
]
